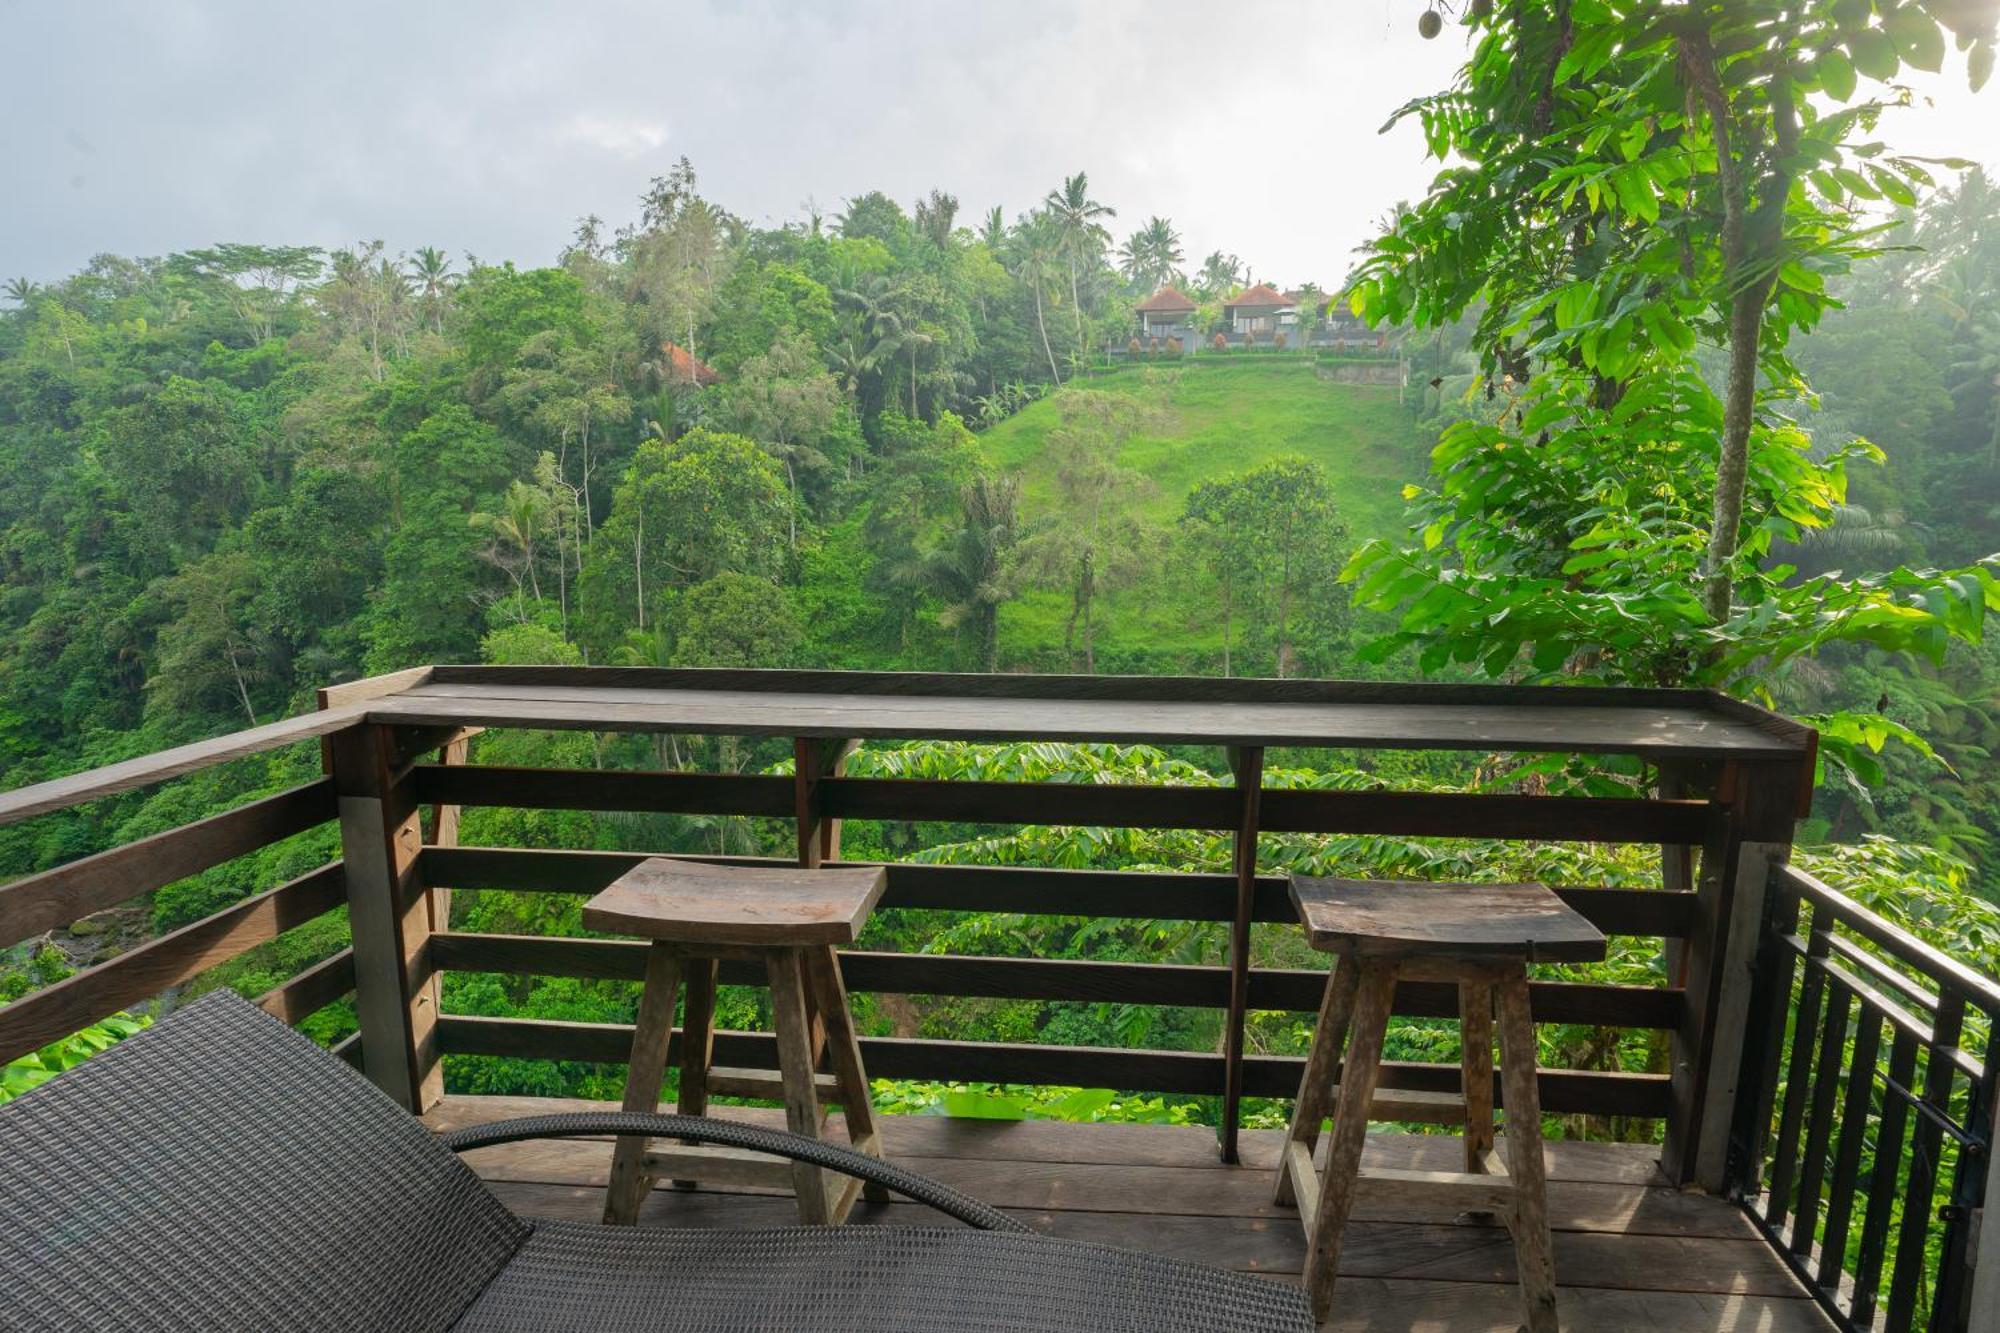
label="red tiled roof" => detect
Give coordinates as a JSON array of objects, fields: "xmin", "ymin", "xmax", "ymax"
[
  {"xmin": 1136, "ymin": 286, "xmax": 1197, "ymax": 313},
  {"xmin": 1224, "ymin": 283, "xmax": 1290, "ymax": 310},
  {"xmin": 661, "ymin": 341, "xmax": 720, "ymax": 387}
]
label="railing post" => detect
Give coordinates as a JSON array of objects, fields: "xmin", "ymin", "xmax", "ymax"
[
  {"xmin": 329, "ymin": 722, "xmax": 441, "ymax": 1112},
  {"xmin": 1220, "ymin": 745, "xmax": 1264, "ymax": 1165},
  {"xmin": 1724, "ymin": 860, "xmax": 1801, "ymax": 1202},
  {"xmin": 1662, "ymin": 755, "xmax": 1805, "ymax": 1190},
  {"xmin": 423, "ymin": 733, "xmax": 469, "ymax": 936},
  {"xmin": 1966, "ymin": 1067, "xmax": 1999, "ymax": 1331},
  {"xmin": 795, "ymin": 737, "xmax": 856, "ymax": 868}
]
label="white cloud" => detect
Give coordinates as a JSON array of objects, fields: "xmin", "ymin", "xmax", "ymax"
[
  {"xmin": 1, "ymin": 0, "xmax": 1993, "ymax": 284},
  {"xmin": 557, "ymin": 114, "xmax": 671, "ymax": 161}
]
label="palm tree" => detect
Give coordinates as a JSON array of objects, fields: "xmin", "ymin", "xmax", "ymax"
[
  {"xmin": 1007, "ymin": 213, "xmax": 1067, "ymax": 385},
  {"xmin": 884, "ymin": 324, "xmax": 936, "ymax": 418},
  {"xmin": 834, "ymin": 272, "xmax": 911, "ymax": 416},
  {"xmin": 1949, "ymin": 307, "xmax": 2000, "ymax": 465},
  {"xmin": 1044, "ymin": 172, "xmax": 1115, "ymax": 361},
  {"xmin": 1118, "ymin": 217, "xmax": 1185, "ymax": 291},
  {"xmin": 980, "ymin": 206, "xmax": 1007, "ymax": 251},
  {"xmin": 1198, "ymin": 251, "xmax": 1243, "ymax": 296},
  {"xmin": 914, "ymin": 475, "xmax": 1022, "ymax": 671},
  {"xmin": 406, "ymin": 246, "xmax": 453, "ymax": 333},
  {"xmin": 914, "ymin": 189, "xmax": 959, "ymax": 250},
  {"xmin": 2, "ymin": 277, "xmax": 38, "ymax": 308}
]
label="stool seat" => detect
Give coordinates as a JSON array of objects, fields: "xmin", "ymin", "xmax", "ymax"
[
  {"xmin": 1277, "ymin": 875, "xmax": 1597, "ymax": 1331},
  {"xmin": 583, "ymin": 858, "xmax": 887, "ymax": 1228},
  {"xmin": 1289, "ymin": 877, "xmax": 1607, "ymax": 962},
  {"xmin": 584, "ymin": 861, "xmax": 888, "ymax": 947}
]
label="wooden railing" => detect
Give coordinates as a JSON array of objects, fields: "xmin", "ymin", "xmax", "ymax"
[
  {"xmin": 1, "ymin": 723, "xmax": 1744, "ymax": 1155},
  {"xmin": 2, "ymin": 671, "xmax": 1823, "ymax": 1189},
  {"xmin": 0, "ymin": 781, "xmax": 352, "ymax": 1064},
  {"xmin": 1732, "ymin": 863, "xmax": 2000, "ymax": 1332}
]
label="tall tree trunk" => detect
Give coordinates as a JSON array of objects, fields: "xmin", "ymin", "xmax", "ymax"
[
  {"xmin": 224, "ymin": 636, "xmax": 258, "ymax": 727},
  {"xmin": 633, "ymin": 511, "xmax": 645, "ymax": 631},
  {"xmin": 1078, "ymin": 549, "xmax": 1096, "ymax": 674},
  {"xmin": 1034, "ymin": 284, "xmax": 1062, "ymax": 384},
  {"xmin": 1684, "ymin": 34, "xmax": 1796, "ymax": 633},
  {"xmin": 1068, "ymin": 259, "xmax": 1086, "ymax": 365},
  {"xmin": 783, "ymin": 456, "xmax": 799, "ymax": 550}
]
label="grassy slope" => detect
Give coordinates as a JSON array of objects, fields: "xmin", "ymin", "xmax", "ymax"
[{"xmin": 979, "ymin": 359, "xmax": 1430, "ymax": 671}]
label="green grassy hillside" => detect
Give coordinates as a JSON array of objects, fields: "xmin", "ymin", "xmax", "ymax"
[{"xmin": 979, "ymin": 359, "xmax": 1430, "ymax": 672}]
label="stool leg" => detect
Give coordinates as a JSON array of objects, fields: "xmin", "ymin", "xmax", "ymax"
[
  {"xmin": 805, "ymin": 946, "xmax": 888, "ymax": 1209},
  {"xmin": 1497, "ymin": 969, "xmax": 1559, "ymax": 1332},
  {"xmin": 767, "ymin": 948, "xmax": 832, "ymax": 1224},
  {"xmin": 1275, "ymin": 960, "xmax": 1360, "ymax": 1206},
  {"xmin": 1460, "ymin": 979, "xmax": 1496, "ymax": 1174},
  {"xmin": 604, "ymin": 943, "xmax": 682, "ymax": 1225},
  {"xmin": 1303, "ymin": 960, "xmax": 1397, "ymax": 1324},
  {"xmin": 670, "ymin": 955, "xmax": 719, "ymax": 1189}
]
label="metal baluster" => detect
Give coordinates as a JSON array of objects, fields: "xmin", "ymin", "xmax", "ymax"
[
  {"xmin": 1814, "ymin": 995, "xmax": 1882, "ymax": 1291},
  {"xmin": 1851, "ymin": 1029, "xmax": 1918, "ymax": 1328},
  {"xmin": 1790, "ymin": 970, "xmax": 1852, "ymax": 1258},
  {"xmin": 1885, "ymin": 989, "xmax": 1965, "ymax": 1332},
  {"xmin": 1767, "ymin": 900, "xmax": 1833, "ymax": 1233}
]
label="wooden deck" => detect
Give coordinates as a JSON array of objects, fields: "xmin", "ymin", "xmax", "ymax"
[{"xmin": 427, "ymin": 1096, "xmax": 1836, "ymax": 1332}]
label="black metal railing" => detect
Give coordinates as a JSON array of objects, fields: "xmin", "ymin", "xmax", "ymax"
[{"xmin": 1734, "ymin": 862, "xmax": 1999, "ymax": 1331}]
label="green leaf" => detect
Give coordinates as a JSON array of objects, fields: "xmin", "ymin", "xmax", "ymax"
[
  {"xmin": 1554, "ymin": 282, "xmax": 1595, "ymax": 330},
  {"xmin": 1885, "ymin": 5, "xmax": 1945, "ymax": 72},
  {"xmin": 1817, "ymin": 48, "xmax": 1858, "ymax": 101},
  {"xmin": 940, "ymin": 1089, "xmax": 1029, "ymax": 1120},
  {"xmin": 1848, "ymin": 27, "xmax": 1900, "ymax": 80},
  {"xmin": 1868, "ymin": 165, "xmax": 1918, "ymax": 206},
  {"xmin": 1778, "ymin": 261, "xmax": 1825, "ymax": 293},
  {"xmin": 1971, "ymin": 42, "xmax": 1994, "ymax": 93}
]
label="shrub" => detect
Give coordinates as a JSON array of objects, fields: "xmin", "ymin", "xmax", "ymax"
[
  {"xmin": 1273, "ymin": 330, "xmax": 1288, "ymax": 350},
  {"xmin": 1210, "ymin": 332, "xmax": 1228, "ymax": 352},
  {"xmin": 1166, "ymin": 336, "xmax": 1182, "ymax": 355},
  {"xmin": 1127, "ymin": 336, "xmax": 1142, "ymax": 356}
]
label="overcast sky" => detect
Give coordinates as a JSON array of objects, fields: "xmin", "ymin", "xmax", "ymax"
[{"xmin": 6, "ymin": 0, "xmax": 1997, "ymax": 289}]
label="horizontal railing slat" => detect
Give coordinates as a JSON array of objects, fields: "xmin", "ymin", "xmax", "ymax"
[
  {"xmin": 409, "ymin": 763, "xmax": 1715, "ymax": 845},
  {"xmin": 418, "ymin": 847, "xmax": 1697, "ymax": 937},
  {"xmin": 0, "ymin": 711, "xmax": 367, "ymax": 827},
  {"xmin": 0, "ymin": 779, "xmax": 338, "ymax": 951},
  {"xmin": 434, "ymin": 1014, "xmax": 1672, "ymax": 1116},
  {"xmin": 1774, "ymin": 864, "xmax": 2000, "ymax": 1016},
  {"xmin": 0, "ymin": 863, "xmax": 347, "ymax": 1064},
  {"xmin": 429, "ymin": 931, "xmax": 1684, "ymax": 1029},
  {"xmin": 410, "ymin": 764, "xmax": 791, "ymax": 817},
  {"xmin": 255, "ymin": 947, "xmax": 357, "ymax": 1026}
]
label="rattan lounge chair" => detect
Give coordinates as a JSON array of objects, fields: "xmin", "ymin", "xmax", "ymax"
[{"xmin": 0, "ymin": 993, "xmax": 1314, "ymax": 1332}]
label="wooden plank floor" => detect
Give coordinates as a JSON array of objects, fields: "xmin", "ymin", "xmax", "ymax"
[{"xmin": 427, "ymin": 1095, "xmax": 1834, "ymax": 1332}]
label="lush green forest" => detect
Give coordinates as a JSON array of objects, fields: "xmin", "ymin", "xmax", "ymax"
[{"xmin": 6, "ymin": 11, "xmax": 2000, "ymax": 1131}]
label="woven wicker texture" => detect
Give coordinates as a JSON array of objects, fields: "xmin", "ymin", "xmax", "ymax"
[
  {"xmin": 0, "ymin": 992, "xmax": 527, "ymax": 1333},
  {"xmin": 442, "ymin": 1112, "xmax": 1027, "ymax": 1233},
  {"xmin": 453, "ymin": 1220, "xmax": 1315, "ymax": 1333}
]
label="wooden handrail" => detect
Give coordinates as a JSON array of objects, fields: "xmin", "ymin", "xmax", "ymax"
[
  {"xmin": 0, "ymin": 709, "xmax": 367, "ymax": 826},
  {"xmin": 0, "ymin": 780, "xmax": 337, "ymax": 950},
  {"xmin": 1772, "ymin": 863, "xmax": 2000, "ymax": 1016},
  {"xmin": 0, "ymin": 862, "xmax": 346, "ymax": 1064}
]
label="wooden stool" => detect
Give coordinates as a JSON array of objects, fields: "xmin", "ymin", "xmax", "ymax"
[
  {"xmin": 1274, "ymin": 878, "xmax": 1607, "ymax": 1331},
  {"xmin": 583, "ymin": 859, "xmax": 889, "ymax": 1226}
]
